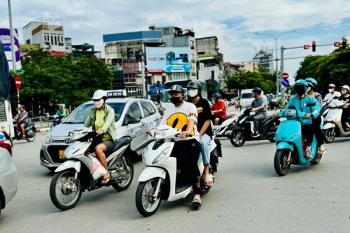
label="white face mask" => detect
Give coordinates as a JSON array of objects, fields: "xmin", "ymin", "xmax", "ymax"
[
  {"xmin": 306, "ymin": 87, "xmax": 311, "ymax": 93},
  {"xmin": 94, "ymin": 99, "xmax": 104, "ymax": 109},
  {"xmin": 328, "ymin": 88, "xmax": 334, "ymax": 93},
  {"xmin": 188, "ymin": 89, "xmax": 198, "ymax": 98}
]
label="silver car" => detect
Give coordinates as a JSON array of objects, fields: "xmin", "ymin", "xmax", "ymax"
[
  {"xmin": 0, "ymin": 132, "xmax": 18, "ymax": 216},
  {"xmin": 40, "ymin": 97, "xmax": 161, "ymax": 171}
]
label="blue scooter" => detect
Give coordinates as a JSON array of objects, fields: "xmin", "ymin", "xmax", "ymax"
[{"xmin": 274, "ymin": 106, "xmax": 322, "ymax": 176}]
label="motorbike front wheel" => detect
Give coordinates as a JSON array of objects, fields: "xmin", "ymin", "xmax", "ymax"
[
  {"xmin": 50, "ymin": 170, "xmax": 82, "ymax": 210},
  {"xmin": 112, "ymin": 156, "xmax": 134, "ymax": 191},
  {"xmin": 274, "ymin": 149, "xmax": 291, "ymax": 176},
  {"xmin": 230, "ymin": 130, "xmax": 245, "ymax": 147},
  {"xmin": 323, "ymin": 128, "xmax": 335, "ymax": 143},
  {"xmin": 26, "ymin": 129, "xmax": 36, "ymax": 142},
  {"xmin": 135, "ymin": 179, "xmax": 162, "ymax": 217}
]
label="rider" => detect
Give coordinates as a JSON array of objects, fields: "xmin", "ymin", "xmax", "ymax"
[
  {"xmin": 274, "ymin": 80, "xmax": 320, "ymax": 158},
  {"xmin": 338, "ymin": 85, "xmax": 350, "ymax": 131},
  {"xmin": 14, "ymin": 105, "xmax": 28, "ymax": 139},
  {"xmin": 187, "ymin": 80, "xmax": 213, "ymax": 187},
  {"xmin": 323, "ymin": 83, "xmax": 341, "ymax": 102},
  {"xmin": 160, "ymin": 84, "xmax": 202, "ymax": 208},
  {"xmin": 84, "ymin": 90, "xmax": 117, "ymax": 184},
  {"xmin": 305, "ymin": 77, "xmax": 326, "ymax": 153},
  {"xmin": 210, "ymin": 93, "xmax": 226, "ymax": 125},
  {"xmin": 246, "ymin": 87, "xmax": 267, "ymax": 138},
  {"xmin": 55, "ymin": 104, "xmax": 66, "ymax": 124}
]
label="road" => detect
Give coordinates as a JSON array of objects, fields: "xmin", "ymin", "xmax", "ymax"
[{"xmin": 1, "ymin": 109, "xmax": 350, "ymax": 232}]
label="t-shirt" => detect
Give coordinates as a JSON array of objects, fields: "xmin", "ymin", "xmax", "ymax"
[
  {"xmin": 18, "ymin": 111, "xmax": 28, "ymax": 122},
  {"xmin": 211, "ymin": 99, "xmax": 226, "ymax": 119},
  {"xmin": 323, "ymin": 91, "xmax": 341, "ymax": 102},
  {"xmin": 338, "ymin": 95, "xmax": 350, "ymax": 113},
  {"xmin": 95, "ymin": 110, "xmax": 112, "ymax": 141},
  {"xmin": 193, "ymin": 97, "xmax": 213, "ymax": 137},
  {"xmin": 252, "ymin": 97, "xmax": 267, "ymax": 115},
  {"xmin": 160, "ymin": 101, "xmax": 199, "ymax": 136}
]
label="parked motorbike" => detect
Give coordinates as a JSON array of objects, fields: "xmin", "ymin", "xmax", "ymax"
[
  {"xmin": 229, "ymin": 108, "xmax": 280, "ymax": 147},
  {"xmin": 323, "ymin": 99, "xmax": 350, "ymax": 143},
  {"xmin": 49, "ymin": 127, "xmax": 135, "ymax": 210},
  {"xmin": 274, "ymin": 106, "xmax": 322, "ymax": 176},
  {"xmin": 211, "ymin": 114, "xmax": 237, "ymax": 138},
  {"xmin": 135, "ymin": 124, "xmax": 222, "ymax": 217},
  {"xmin": 5, "ymin": 118, "xmax": 36, "ymax": 145}
]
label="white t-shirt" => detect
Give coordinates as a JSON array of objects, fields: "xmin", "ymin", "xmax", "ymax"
[
  {"xmin": 323, "ymin": 91, "xmax": 341, "ymax": 102},
  {"xmin": 160, "ymin": 101, "xmax": 199, "ymax": 136}
]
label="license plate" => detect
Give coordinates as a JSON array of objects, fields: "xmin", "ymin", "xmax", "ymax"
[{"xmin": 59, "ymin": 150, "xmax": 65, "ymax": 159}]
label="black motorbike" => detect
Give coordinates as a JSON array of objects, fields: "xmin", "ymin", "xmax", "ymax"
[
  {"xmin": 7, "ymin": 119, "xmax": 37, "ymax": 145},
  {"xmin": 229, "ymin": 108, "xmax": 280, "ymax": 147}
]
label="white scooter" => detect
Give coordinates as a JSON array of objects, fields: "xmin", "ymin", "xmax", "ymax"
[
  {"xmin": 135, "ymin": 124, "xmax": 223, "ymax": 217},
  {"xmin": 323, "ymin": 99, "xmax": 350, "ymax": 143}
]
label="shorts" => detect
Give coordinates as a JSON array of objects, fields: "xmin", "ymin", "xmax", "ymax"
[{"xmin": 101, "ymin": 140, "xmax": 115, "ymax": 154}]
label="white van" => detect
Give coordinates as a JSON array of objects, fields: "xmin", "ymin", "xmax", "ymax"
[{"xmin": 238, "ymin": 89, "xmax": 254, "ymax": 108}]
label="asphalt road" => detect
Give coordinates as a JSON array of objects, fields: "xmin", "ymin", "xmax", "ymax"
[{"xmin": 1, "ymin": 109, "xmax": 350, "ymax": 233}]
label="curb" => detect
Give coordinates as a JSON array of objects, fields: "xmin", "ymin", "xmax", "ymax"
[{"xmin": 36, "ymin": 128, "xmax": 51, "ymax": 133}]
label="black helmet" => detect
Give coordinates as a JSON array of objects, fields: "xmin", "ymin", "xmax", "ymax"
[
  {"xmin": 169, "ymin": 84, "xmax": 184, "ymax": 93},
  {"xmin": 187, "ymin": 80, "xmax": 201, "ymax": 91},
  {"xmin": 252, "ymin": 87, "xmax": 262, "ymax": 95}
]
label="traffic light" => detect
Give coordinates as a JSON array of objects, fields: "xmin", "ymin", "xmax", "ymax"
[
  {"xmin": 342, "ymin": 38, "xmax": 347, "ymax": 49},
  {"xmin": 334, "ymin": 42, "xmax": 340, "ymax": 47},
  {"xmin": 304, "ymin": 45, "xmax": 310, "ymax": 50},
  {"xmin": 312, "ymin": 41, "xmax": 316, "ymax": 52}
]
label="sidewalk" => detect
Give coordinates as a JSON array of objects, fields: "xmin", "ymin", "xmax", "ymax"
[{"xmin": 34, "ymin": 121, "xmax": 51, "ymax": 133}]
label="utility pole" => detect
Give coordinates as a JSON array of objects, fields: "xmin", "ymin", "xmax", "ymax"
[
  {"xmin": 8, "ymin": 0, "xmax": 17, "ymax": 71},
  {"xmin": 141, "ymin": 42, "xmax": 146, "ymax": 98},
  {"xmin": 280, "ymin": 46, "xmax": 285, "ymax": 105}
]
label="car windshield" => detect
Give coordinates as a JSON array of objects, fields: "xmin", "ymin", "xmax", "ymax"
[
  {"xmin": 64, "ymin": 102, "xmax": 126, "ymax": 124},
  {"xmin": 242, "ymin": 93, "xmax": 253, "ymax": 98}
]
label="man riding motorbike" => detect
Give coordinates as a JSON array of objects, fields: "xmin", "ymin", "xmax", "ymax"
[
  {"xmin": 211, "ymin": 93, "xmax": 226, "ymax": 125},
  {"xmin": 246, "ymin": 87, "xmax": 267, "ymax": 138},
  {"xmin": 14, "ymin": 105, "xmax": 28, "ymax": 139}
]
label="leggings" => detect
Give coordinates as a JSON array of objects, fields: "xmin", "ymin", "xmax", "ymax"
[
  {"xmin": 312, "ymin": 116, "xmax": 324, "ymax": 145},
  {"xmin": 301, "ymin": 124, "xmax": 313, "ymax": 144}
]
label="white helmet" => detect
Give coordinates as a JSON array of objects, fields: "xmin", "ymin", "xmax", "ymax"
[
  {"xmin": 91, "ymin": 90, "xmax": 107, "ymax": 100},
  {"xmin": 341, "ymin": 85, "xmax": 350, "ymax": 91}
]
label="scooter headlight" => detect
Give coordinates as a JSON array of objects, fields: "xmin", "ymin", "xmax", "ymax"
[
  {"xmin": 152, "ymin": 146, "xmax": 170, "ymax": 164},
  {"xmin": 44, "ymin": 133, "xmax": 52, "ymax": 144},
  {"xmin": 154, "ymin": 129, "xmax": 167, "ymax": 140}
]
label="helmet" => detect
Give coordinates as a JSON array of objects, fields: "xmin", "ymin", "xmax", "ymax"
[
  {"xmin": 294, "ymin": 79, "xmax": 308, "ymax": 94},
  {"xmin": 18, "ymin": 105, "xmax": 25, "ymax": 109},
  {"xmin": 341, "ymin": 85, "xmax": 350, "ymax": 91},
  {"xmin": 187, "ymin": 80, "xmax": 201, "ymax": 91},
  {"xmin": 294, "ymin": 79, "xmax": 308, "ymax": 88},
  {"xmin": 252, "ymin": 87, "xmax": 262, "ymax": 95},
  {"xmin": 169, "ymin": 85, "xmax": 184, "ymax": 93},
  {"xmin": 328, "ymin": 83, "xmax": 336, "ymax": 88},
  {"xmin": 92, "ymin": 90, "xmax": 107, "ymax": 100},
  {"xmin": 212, "ymin": 93, "xmax": 221, "ymax": 99},
  {"xmin": 305, "ymin": 77, "xmax": 317, "ymax": 86}
]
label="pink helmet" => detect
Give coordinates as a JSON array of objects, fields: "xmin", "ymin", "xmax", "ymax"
[{"xmin": 328, "ymin": 83, "xmax": 336, "ymax": 88}]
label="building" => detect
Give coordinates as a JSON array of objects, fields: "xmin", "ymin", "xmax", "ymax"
[
  {"xmin": 252, "ymin": 48, "xmax": 274, "ymax": 73},
  {"xmin": 196, "ymin": 36, "xmax": 225, "ymax": 90},
  {"xmin": 72, "ymin": 43, "xmax": 101, "ymax": 57}
]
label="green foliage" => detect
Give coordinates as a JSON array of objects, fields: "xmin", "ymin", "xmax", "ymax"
[
  {"xmin": 225, "ymin": 66, "xmax": 276, "ymax": 94},
  {"xmin": 18, "ymin": 50, "xmax": 113, "ymax": 108},
  {"xmin": 206, "ymin": 79, "xmax": 218, "ymax": 97},
  {"xmin": 295, "ymin": 46, "xmax": 350, "ymax": 90}
]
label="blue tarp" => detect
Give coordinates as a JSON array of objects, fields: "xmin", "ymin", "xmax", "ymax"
[{"xmin": 0, "ymin": 41, "xmax": 11, "ymax": 100}]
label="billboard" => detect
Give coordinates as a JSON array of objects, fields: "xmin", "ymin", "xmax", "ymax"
[
  {"xmin": 0, "ymin": 28, "xmax": 21, "ymax": 70},
  {"xmin": 146, "ymin": 47, "xmax": 191, "ymax": 73}
]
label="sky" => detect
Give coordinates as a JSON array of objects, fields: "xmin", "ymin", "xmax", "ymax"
[{"xmin": 1, "ymin": 0, "xmax": 350, "ymax": 84}]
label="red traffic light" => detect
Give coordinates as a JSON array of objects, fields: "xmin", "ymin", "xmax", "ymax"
[
  {"xmin": 334, "ymin": 42, "xmax": 340, "ymax": 47},
  {"xmin": 342, "ymin": 38, "xmax": 347, "ymax": 49},
  {"xmin": 304, "ymin": 45, "xmax": 310, "ymax": 50},
  {"xmin": 312, "ymin": 41, "xmax": 316, "ymax": 52}
]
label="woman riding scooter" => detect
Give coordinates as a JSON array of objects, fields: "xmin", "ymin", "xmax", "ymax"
[{"xmin": 338, "ymin": 85, "xmax": 350, "ymax": 131}]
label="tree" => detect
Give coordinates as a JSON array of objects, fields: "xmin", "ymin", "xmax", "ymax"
[{"xmin": 18, "ymin": 50, "xmax": 114, "ymax": 110}]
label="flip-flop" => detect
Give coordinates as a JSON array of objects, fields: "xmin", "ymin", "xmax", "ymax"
[
  {"xmin": 101, "ymin": 174, "xmax": 110, "ymax": 184},
  {"xmin": 204, "ymin": 175, "xmax": 213, "ymax": 187},
  {"xmin": 192, "ymin": 198, "xmax": 201, "ymax": 208},
  {"xmin": 318, "ymin": 148, "xmax": 327, "ymax": 154}
]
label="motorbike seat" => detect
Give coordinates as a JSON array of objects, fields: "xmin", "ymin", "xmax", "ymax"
[
  {"xmin": 260, "ymin": 115, "xmax": 273, "ymax": 124},
  {"xmin": 110, "ymin": 137, "xmax": 131, "ymax": 153}
]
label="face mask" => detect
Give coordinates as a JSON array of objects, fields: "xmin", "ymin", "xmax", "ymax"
[
  {"xmin": 188, "ymin": 89, "xmax": 198, "ymax": 98},
  {"xmin": 170, "ymin": 97, "xmax": 181, "ymax": 105},
  {"xmin": 328, "ymin": 89, "xmax": 334, "ymax": 93},
  {"xmin": 306, "ymin": 87, "xmax": 311, "ymax": 93},
  {"xmin": 341, "ymin": 90, "xmax": 347, "ymax": 95},
  {"xmin": 294, "ymin": 86, "xmax": 306, "ymax": 96},
  {"xmin": 94, "ymin": 99, "xmax": 104, "ymax": 108}
]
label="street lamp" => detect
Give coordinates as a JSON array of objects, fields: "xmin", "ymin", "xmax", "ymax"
[
  {"xmin": 255, "ymin": 30, "xmax": 297, "ymax": 97},
  {"xmin": 7, "ymin": 0, "xmax": 16, "ymax": 71}
]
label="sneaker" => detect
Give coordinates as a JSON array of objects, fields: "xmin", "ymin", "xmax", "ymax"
[
  {"xmin": 305, "ymin": 148, "xmax": 312, "ymax": 159},
  {"xmin": 251, "ymin": 133, "xmax": 260, "ymax": 138}
]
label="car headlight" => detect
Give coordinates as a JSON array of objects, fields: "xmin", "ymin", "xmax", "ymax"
[
  {"xmin": 44, "ymin": 133, "xmax": 52, "ymax": 144},
  {"xmin": 152, "ymin": 147, "xmax": 170, "ymax": 164}
]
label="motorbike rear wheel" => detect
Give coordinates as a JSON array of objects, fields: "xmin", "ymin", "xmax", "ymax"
[
  {"xmin": 274, "ymin": 149, "xmax": 291, "ymax": 176},
  {"xmin": 112, "ymin": 156, "xmax": 134, "ymax": 191},
  {"xmin": 311, "ymin": 151, "xmax": 322, "ymax": 164},
  {"xmin": 230, "ymin": 130, "xmax": 245, "ymax": 147},
  {"xmin": 135, "ymin": 179, "xmax": 161, "ymax": 217},
  {"xmin": 50, "ymin": 170, "xmax": 82, "ymax": 210},
  {"xmin": 323, "ymin": 128, "xmax": 335, "ymax": 143},
  {"xmin": 210, "ymin": 147, "xmax": 219, "ymax": 174},
  {"xmin": 26, "ymin": 129, "xmax": 36, "ymax": 142}
]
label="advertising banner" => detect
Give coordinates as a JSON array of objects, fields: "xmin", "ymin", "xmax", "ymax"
[
  {"xmin": 0, "ymin": 28, "xmax": 22, "ymax": 70},
  {"xmin": 146, "ymin": 47, "xmax": 191, "ymax": 73}
]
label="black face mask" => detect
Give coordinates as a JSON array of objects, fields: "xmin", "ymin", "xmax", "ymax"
[
  {"xmin": 170, "ymin": 97, "xmax": 181, "ymax": 105},
  {"xmin": 294, "ymin": 85, "xmax": 306, "ymax": 96}
]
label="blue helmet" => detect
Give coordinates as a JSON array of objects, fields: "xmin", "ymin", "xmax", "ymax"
[
  {"xmin": 294, "ymin": 79, "xmax": 308, "ymax": 95},
  {"xmin": 305, "ymin": 77, "xmax": 317, "ymax": 88},
  {"xmin": 212, "ymin": 93, "xmax": 221, "ymax": 99},
  {"xmin": 294, "ymin": 79, "xmax": 308, "ymax": 88}
]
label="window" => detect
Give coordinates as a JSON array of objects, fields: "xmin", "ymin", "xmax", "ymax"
[
  {"xmin": 126, "ymin": 102, "xmax": 142, "ymax": 120},
  {"xmin": 164, "ymin": 28, "xmax": 169, "ymax": 35},
  {"xmin": 140, "ymin": 101, "xmax": 156, "ymax": 118}
]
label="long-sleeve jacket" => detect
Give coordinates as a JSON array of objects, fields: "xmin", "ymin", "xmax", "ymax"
[{"xmin": 279, "ymin": 94, "xmax": 320, "ymax": 125}]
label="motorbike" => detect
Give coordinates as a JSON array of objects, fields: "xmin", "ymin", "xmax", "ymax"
[
  {"xmin": 135, "ymin": 124, "xmax": 223, "ymax": 217},
  {"xmin": 49, "ymin": 127, "xmax": 135, "ymax": 210},
  {"xmin": 51, "ymin": 115, "xmax": 61, "ymax": 128},
  {"xmin": 211, "ymin": 113, "xmax": 237, "ymax": 138},
  {"xmin": 229, "ymin": 108, "xmax": 280, "ymax": 147},
  {"xmin": 268, "ymin": 100, "xmax": 280, "ymax": 111},
  {"xmin": 6, "ymin": 118, "xmax": 36, "ymax": 145},
  {"xmin": 274, "ymin": 106, "xmax": 322, "ymax": 176},
  {"xmin": 323, "ymin": 99, "xmax": 350, "ymax": 143}
]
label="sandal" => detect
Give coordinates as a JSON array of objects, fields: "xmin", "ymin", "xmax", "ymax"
[
  {"xmin": 204, "ymin": 174, "xmax": 213, "ymax": 187},
  {"xmin": 318, "ymin": 147, "xmax": 327, "ymax": 154},
  {"xmin": 101, "ymin": 174, "xmax": 110, "ymax": 184},
  {"xmin": 192, "ymin": 198, "xmax": 201, "ymax": 208}
]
